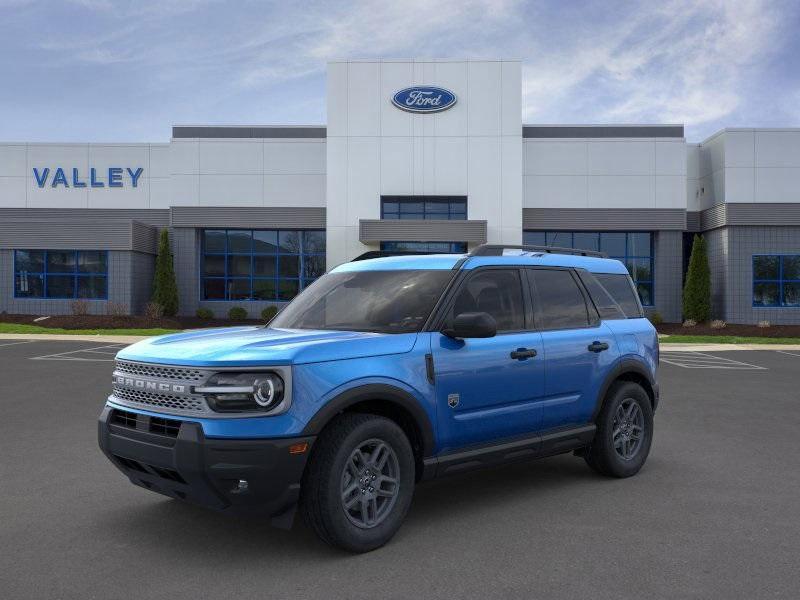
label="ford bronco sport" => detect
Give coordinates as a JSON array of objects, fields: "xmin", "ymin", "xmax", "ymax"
[{"xmin": 98, "ymin": 244, "xmax": 659, "ymax": 553}]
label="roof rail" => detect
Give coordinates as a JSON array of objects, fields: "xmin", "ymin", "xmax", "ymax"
[
  {"xmin": 469, "ymin": 244, "xmax": 607, "ymax": 258},
  {"xmin": 351, "ymin": 250, "xmax": 433, "ymax": 262}
]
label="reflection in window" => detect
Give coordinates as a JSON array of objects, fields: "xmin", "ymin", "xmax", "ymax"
[
  {"xmin": 753, "ymin": 255, "xmax": 800, "ymax": 307},
  {"xmin": 14, "ymin": 250, "xmax": 108, "ymax": 299},
  {"xmin": 380, "ymin": 241, "xmax": 467, "ymax": 254},
  {"xmin": 381, "ymin": 196, "xmax": 467, "ymax": 220},
  {"xmin": 523, "ymin": 231, "xmax": 654, "ymax": 306},
  {"xmin": 201, "ymin": 229, "xmax": 326, "ymax": 302}
]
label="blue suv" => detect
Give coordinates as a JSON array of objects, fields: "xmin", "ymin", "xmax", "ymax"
[{"xmin": 98, "ymin": 244, "xmax": 659, "ymax": 552}]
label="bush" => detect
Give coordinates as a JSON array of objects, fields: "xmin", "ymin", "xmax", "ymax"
[
  {"xmin": 682, "ymin": 319, "xmax": 697, "ymax": 328},
  {"xmin": 144, "ymin": 301, "xmax": 164, "ymax": 320},
  {"xmin": 70, "ymin": 299, "xmax": 90, "ymax": 316},
  {"xmin": 648, "ymin": 312, "xmax": 663, "ymax": 326},
  {"xmin": 683, "ymin": 234, "xmax": 711, "ymax": 322},
  {"xmin": 228, "ymin": 306, "xmax": 248, "ymax": 320},
  {"xmin": 261, "ymin": 306, "xmax": 278, "ymax": 322},
  {"xmin": 196, "ymin": 308, "xmax": 213, "ymax": 320},
  {"xmin": 710, "ymin": 319, "xmax": 726, "ymax": 329},
  {"xmin": 757, "ymin": 320, "xmax": 771, "ymax": 328},
  {"xmin": 106, "ymin": 302, "xmax": 127, "ymax": 317},
  {"xmin": 151, "ymin": 229, "xmax": 179, "ymax": 317}
]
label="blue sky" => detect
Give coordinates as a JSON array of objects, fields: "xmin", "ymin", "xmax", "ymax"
[{"xmin": 1, "ymin": 0, "xmax": 798, "ymax": 142}]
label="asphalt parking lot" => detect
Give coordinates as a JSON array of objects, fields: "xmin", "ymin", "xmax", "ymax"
[{"xmin": 1, "ymin": 340, "xmax": 799, "ymax": 600}]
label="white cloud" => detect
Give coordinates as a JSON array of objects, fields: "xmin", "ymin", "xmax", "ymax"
[{"xmin": 520, "ymin": 0, "xmax": 785, "ymax": 132}]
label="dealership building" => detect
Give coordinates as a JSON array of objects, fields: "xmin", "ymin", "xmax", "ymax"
[{"xmin": 1, "ymin": 59, "xmax": 799, "ymax": 324}]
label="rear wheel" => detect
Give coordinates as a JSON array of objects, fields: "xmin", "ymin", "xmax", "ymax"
[
  {"xmin": 584, "ymin": 381, "xmax": 653, "ymax": 478},
  {"xmin": 300, "ymin": 413, "xmax": 415, "ymax": 553}
]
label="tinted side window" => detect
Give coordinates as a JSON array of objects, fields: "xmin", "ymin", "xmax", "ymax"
[
  {"xmin": 594, "ymin": 273, "xmax": 643, "ymax": 318},
  {"xmin": 531, "ymin": 269, "xmax": 589, "ymax": 329},
  {"xmin": 578, "ymin": 271, "xmax": 626, "ymax": 320},
  {"xmin": 446, "ymin": 270, "xmax": 525, "ymax": 332}
]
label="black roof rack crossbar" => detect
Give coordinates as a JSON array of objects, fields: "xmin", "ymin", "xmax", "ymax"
[{"xmin": 469, "ymin": 244, "xmax": 607, "ymax": 258}]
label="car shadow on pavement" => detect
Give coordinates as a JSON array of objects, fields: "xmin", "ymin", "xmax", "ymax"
[{"xmin": 94, "ymin": 453, "xmax": 612, "ymax": 560}]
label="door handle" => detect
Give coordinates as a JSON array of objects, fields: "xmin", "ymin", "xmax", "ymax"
[
  {"xmin": 588, "ymin": 341, "xmax": 609, "ymax": 353},
  {"xmin": 510, "ymin": 348, "xmax": 537, "ymax": 360}
]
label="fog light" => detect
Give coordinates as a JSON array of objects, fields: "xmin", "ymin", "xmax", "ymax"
[{"xmin": 231, "ymin": 479, "xmax": 249, "ymax": 494}]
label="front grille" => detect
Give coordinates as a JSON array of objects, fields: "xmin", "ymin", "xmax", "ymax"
[
  {"xmin": 150, "ymin": 416, "xmax": 181, "ymax": 437},
  {"xmin": 110, "ymin": 408, "xmax": 138, "ymax": 429},
  {"xmin": 112, "ymin": 454, "xmax": 186, "ymax": 483},
  {"xmin": 112, "ymin": 386, "xmax": 206, "ymax": 413},
  {"xmin": 113, "ymin": 454, "xmax": 148, "ymax": 473},
  {"xmin": 114, "ymin": 360, "xmax": 207, "ymax": 382}
]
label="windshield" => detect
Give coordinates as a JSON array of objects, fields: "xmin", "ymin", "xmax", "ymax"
[{"xmin": 270, "ymin": 270, "xmax": 454, "ymax": 333}]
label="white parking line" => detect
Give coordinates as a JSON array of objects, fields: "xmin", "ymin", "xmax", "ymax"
[
  {"xmin": 776, "ymin": 350, "xmax": 800, "ymax": 358},
  {"xmin": 0, "ymin": 340, "xmax": 36, "ymax": 349},
  {"xmin": 30, "ymin": 344, "xmax": 125, "ymax": 362},
  {"xmin": 660, "ymin": 351, "xmax": 766, "ymax": 370}
]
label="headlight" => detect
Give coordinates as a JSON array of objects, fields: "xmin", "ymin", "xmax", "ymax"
[{"xmin": 195, "ymin": 372, "xmax": 285, "ymax": 413}]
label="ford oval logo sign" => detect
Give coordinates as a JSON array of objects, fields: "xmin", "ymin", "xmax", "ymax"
[{"xmin": 392, "ymin": 86, "xmax": 457, "ymax": 113}]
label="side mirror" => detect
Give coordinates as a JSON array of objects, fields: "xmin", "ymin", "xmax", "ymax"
[{"xmin": 442, "ymin": 312, "xmax": 497, "ymax": 339}]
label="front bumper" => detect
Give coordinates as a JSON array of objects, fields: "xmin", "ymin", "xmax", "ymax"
[{"xmin": 98, "ymin": 406, "xmax": 314, "ymax": 524}]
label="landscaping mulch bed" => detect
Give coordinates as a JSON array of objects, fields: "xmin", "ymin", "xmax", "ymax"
[
  {"xmin": 656, "ymin": 323, "xmax": 800, "ymax": 338},
  {"xmin": 0, "ymin": 313, "xmax": 261, "ymax": 330}
]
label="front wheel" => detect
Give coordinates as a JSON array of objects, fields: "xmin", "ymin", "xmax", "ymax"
[
  {"xmin": 584, "ymin": 381, "xmax": 654, "ymax": 478},
  {"xmin": 300, "ymin": 413, "xmax": 415, "ymax": 553}
]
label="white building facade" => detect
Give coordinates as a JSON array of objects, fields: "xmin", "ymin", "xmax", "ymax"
[{"xmin": 1, "ymin": 59, "xmax": 799, "ymax": 324}]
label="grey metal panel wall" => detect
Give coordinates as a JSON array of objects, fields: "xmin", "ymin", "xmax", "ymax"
[
  {"xmin": 131, "ymin": 221, "xmax": 158, "ymax": 254},
  {"xmin": 686, "ymin": 212, "xmax": 701, "ymax": 232},
  {"xmin": 0, "ymin": 250, "xmax": 144, "ymax": 315},
  {"xmin": 700, "ymin": 204, "xmax": 727, "ymax": 231},
  {"xmin": 650, "ymin": 231, "xmax": 683, "ymax": 323},
  {"xmin": 172, "ymin": 228, "xmax": 199, "ymax": 317},
  {"xmin": 723, "ymin": 226, "xmax": 800, "ymax": 324},
  {"xmin": 726, "ymin": 204, "xmax": 800, "ymax": 226},
  {"xmin": 0, "ymin": 208, "xmax": 169, "ymax": 226},
  {"xmin": 0, "ymin": 220, "xmax": 138, "ymax": 250},
  {"xmin": 522, "ymin": 125, "xmax": 684, "ymax": 138},
  {"xmin": 704, "ymin": 228, "xmax": 729, "ymax": 320},
  {"xmin": 359, "ymin": 219, "xmax": 488, "ymax": 243},
  {"xmin": 522, "ymin": 209, "xmax": 686, "ymax": 231},
  {"xmin": 130, "ymin": 252, "xmax": 155, "ymax": 314},
  {"xmin": 170, "ymin": 207, "xmax": 326, "ymax": 229},
  {"xmin": 700, "ymin": 203, "xmax": 800, "ymax": 231},
  {"xmin": 173, "ymin": 126, "xmax": 326, "ymax": 139}
]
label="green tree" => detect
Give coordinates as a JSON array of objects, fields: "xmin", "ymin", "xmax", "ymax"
[
  {"xmin": 151, "ymin": 229, "xmax": 179, "ymax": 317},
  {"xmin": 683, "ymin": 234, "xmax": 711, "ymax": 322}
]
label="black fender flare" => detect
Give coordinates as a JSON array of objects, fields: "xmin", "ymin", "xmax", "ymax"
[
  {"xmin": 301, "ymin": 383, "xmax": 436, "ymax": 458},
  {"xmin": 592, "ymin": 358, "xmax": 657, "ymax": 421}
]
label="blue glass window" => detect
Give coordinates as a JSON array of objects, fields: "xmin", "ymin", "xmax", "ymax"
[
  {"xmin": 523, "ymin": 231, "xmax": 654, "ymax": 306},
  {"xmin": 753, "ymin": 255, "xmax": 800, "ymax": 307},
  {"xmin": 201, "ymin": 229, "xmax": 325, "ymax": 301},
  {"xmin": 381, "ymin": 196, "xmax": 467, "ymax": 220},
  {"xmin": 14, "ymin": 250, "xmax": 108, "ymax": 299},
  {"xmin": 380, "ymin": 241, "xmax": 467, "ymax": 254}
]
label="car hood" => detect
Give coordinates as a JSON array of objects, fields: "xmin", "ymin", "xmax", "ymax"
[{"xmin": 116, "ymin": 326, "xmax": 418, "ymax": 367}]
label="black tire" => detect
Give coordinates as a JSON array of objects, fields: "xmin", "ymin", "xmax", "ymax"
[
  {"xmin": 584, "ymin": 381, "xmax": 653, "ymax": 478},
  {"xmin": 300, "ymin": 413, "xmax": 415, "ymax": 553}
]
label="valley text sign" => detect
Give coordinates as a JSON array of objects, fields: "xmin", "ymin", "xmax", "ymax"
[
  {"xmin": 392, "ymin": 86, "xmax": 457, "ymax": 113},
  {"xmin": 32, "ymin": 167, "xmax": 144, "ymax": 188}
]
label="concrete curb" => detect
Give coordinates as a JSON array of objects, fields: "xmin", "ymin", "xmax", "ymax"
[
  {"xmin": 660, "ymin": 343, "xmax": 800, "ymax": 352},
  {"xmin": 3, "ymin": 333, "xmax": 800, "ymax": 353},
  {"xmin": 0, "ymin": 333, "xmax": 150, "ymax": 344}
]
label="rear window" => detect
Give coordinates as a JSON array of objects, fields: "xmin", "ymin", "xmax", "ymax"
[
  {"xmin": 594, "ymin": 273, "xmax": 643, "ymax": 318},
  {"xmin": 578, "ymin": 271, "xmax": 626, "ymax": 320}
]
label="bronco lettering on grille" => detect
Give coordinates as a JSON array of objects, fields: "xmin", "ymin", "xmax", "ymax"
[{"xmin": 115, "ymin": 376, "xmax": 186, "ymax": 394}]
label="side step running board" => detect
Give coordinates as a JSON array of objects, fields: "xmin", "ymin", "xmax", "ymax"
[{"xmin": 422, "ymin": 424, "xmax": 596, "ymax": 479}]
